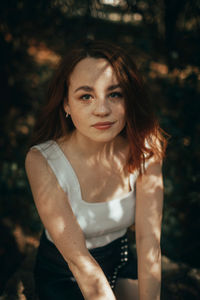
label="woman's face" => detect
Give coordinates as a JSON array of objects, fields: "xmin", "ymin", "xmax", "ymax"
[{"xmin": 64, "ymin": 57, "xmax": 126, "ymax": 143}]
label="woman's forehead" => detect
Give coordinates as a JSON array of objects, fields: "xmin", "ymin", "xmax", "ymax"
[{"xmin": 69, "ymin": 57, "xmax": 119, "ymax": 87}]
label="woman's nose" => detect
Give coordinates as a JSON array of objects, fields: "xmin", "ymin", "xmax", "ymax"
[{"xmin": 93, "ymin": 98, "xmax": 111, "ymax": 116}]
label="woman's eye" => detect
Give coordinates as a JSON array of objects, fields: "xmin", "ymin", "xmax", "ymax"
[
  {"xmin": 80, "ymin": 94, "xmax": 92, "ymax": 100},
  {"xmin": 109, "ymin": 92, "xmax": 123, "ymax": 99}
]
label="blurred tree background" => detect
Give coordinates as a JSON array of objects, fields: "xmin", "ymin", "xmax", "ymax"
[{"xmin": 0, "ymin": 0, "xmax": 200, "ymax": 298}]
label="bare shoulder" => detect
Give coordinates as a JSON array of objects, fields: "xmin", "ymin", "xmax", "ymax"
[
  {"xmin": 145, "ymin": 155, "xmax": 162, "ymax": 175},
  {"xmin": 25, "ymin": 147, "xmax": 58, "ymax": 196},
  {"xmin": 25, "ymin": 147, "xmax": 43, "ymax": 166},
  {"xmin": 135, "ymin": 154, "xmax": 162, "ymax": 186},
  {"xmin": 25, "ymin": 148, "xmax": 48, "ymax": 175}
]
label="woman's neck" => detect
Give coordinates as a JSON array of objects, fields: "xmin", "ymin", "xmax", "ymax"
[{"xmin": 60, "ymin": 130, "xmax": 128, "ymax": 163}]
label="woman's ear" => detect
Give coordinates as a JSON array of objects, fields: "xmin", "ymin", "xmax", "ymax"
[{"xmin": 63, "ymin": 97, "xmax": 71, "ymax": 115}]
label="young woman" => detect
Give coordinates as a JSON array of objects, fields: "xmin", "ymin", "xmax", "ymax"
[{"xmin": 25, "ymin": 39, "xmax": 167, "ymax": 300}]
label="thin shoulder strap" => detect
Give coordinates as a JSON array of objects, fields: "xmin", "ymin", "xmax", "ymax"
[{"xmin": 31, "ymin": 140, "xmax": 79, "ymax": 210}]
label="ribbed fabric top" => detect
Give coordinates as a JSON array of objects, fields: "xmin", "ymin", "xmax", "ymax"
[{"xmin": 32, "ymin": 140, "xmax": 139, "ymax": 249}]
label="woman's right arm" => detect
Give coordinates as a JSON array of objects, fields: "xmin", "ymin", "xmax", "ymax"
[{"xmin": 25, "ymin": 149, "xmax": 116, "ymax": 300}]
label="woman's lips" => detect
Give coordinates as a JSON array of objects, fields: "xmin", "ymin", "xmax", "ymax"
[{"xmin": 92, "ymin": 122, "xmax": 115, "ymax": 130}]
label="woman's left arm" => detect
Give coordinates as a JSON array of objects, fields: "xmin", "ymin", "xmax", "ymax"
[{"xmin": 135, "ymin": 158, "xmax": 164, "ymax": 300}]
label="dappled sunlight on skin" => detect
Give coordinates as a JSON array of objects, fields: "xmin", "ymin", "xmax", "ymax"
[
  {"xmin": 58, "ymin": 136, "xmax": 131, "ymax": 204},
  {"xmin": 137, "ymin": 242, "xmax": 161, "ymax": 298},
  {"xmin": 137, "ymin": 231, "xmax": 161, "ymax": 276},
  {"xmin": 86, "ymin": 137, "xmax": 128, "ymax": 170},
  {"xmin": 69, "ymin": 58, "xmax": 115, "ymax": 94},
  {"xmin": 142, "ymin": 237, "xmax": 161, "ymax": 265},
  {"xmin": 65, "ymin": 57, "xmax": 126, "ymax": 147},
  {"xmin": 137, "ymin": 161, "xmax": 163, "ymax": 227},
  {"xmin": 70, "ymin": 162, "xmax": 130, "ymax": 204},
  {"xmin": 71, "ymin": 256, "xmax": 114, "ymax": 300},
  {"xmin": 26, "ymin": 146, "xmax": 120, "ymax": 298},
  {"xmin": 140, "ymin": 185, "xmax": 163, "ymax": 242},
  {"xmin": 136, "ymin": 191, "xmax": 163, "ymax": 238},
  {"xmin": 80, "ymin": 158, "xmax": 131, "ymax": 204},
  {"xmin": 34, "ymin": 178, "xmax": 66, "ymax": 236},
  {"xmin": 27, "ymin": 140, "xmax": 162, "ymax": 299},
  {"xmin": 29, "ymin": 148, "xmax": 135, "ymax": 250},
  {"xmin": 29, "ymin": 152, "xmax": 72, "ymax": 234},
  {"xmin": 135, "ymin": 159, "xmax": 163, "ymax": 299},
  {"xmin": 30, "ymin": 167, "xmax": 86, "ymax": 256}
]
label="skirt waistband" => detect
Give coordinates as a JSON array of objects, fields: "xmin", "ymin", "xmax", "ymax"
[{"xmin": 38, "ymin": 230, "xmax": 128, "ymax": 266}]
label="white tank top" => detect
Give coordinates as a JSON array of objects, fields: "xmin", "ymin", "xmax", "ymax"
[{"xmin": 32, "ymin": 140, "xmax": 139, "ymax": 249}]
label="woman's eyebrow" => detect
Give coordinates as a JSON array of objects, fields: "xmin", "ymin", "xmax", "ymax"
[
  {"xmin": 74, "ymin": 84, "xmax": 121, "ymax": 93},
  {"xmin": 74, "ymin": 86, "xmax": 93, "ymax": 93},
  {"xmin": 107, "ymin": 84, "xmax": 121, "ymax": 91}
]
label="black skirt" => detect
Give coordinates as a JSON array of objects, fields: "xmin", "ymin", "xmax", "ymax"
[{"xmin": 34, "ymin": 230, "xmax": 137, "ymax": 300}]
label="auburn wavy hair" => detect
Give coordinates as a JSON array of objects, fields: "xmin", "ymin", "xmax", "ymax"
[{"xmin": 30, "ymin": 39, "xmax": 167, "ymax": 174}]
